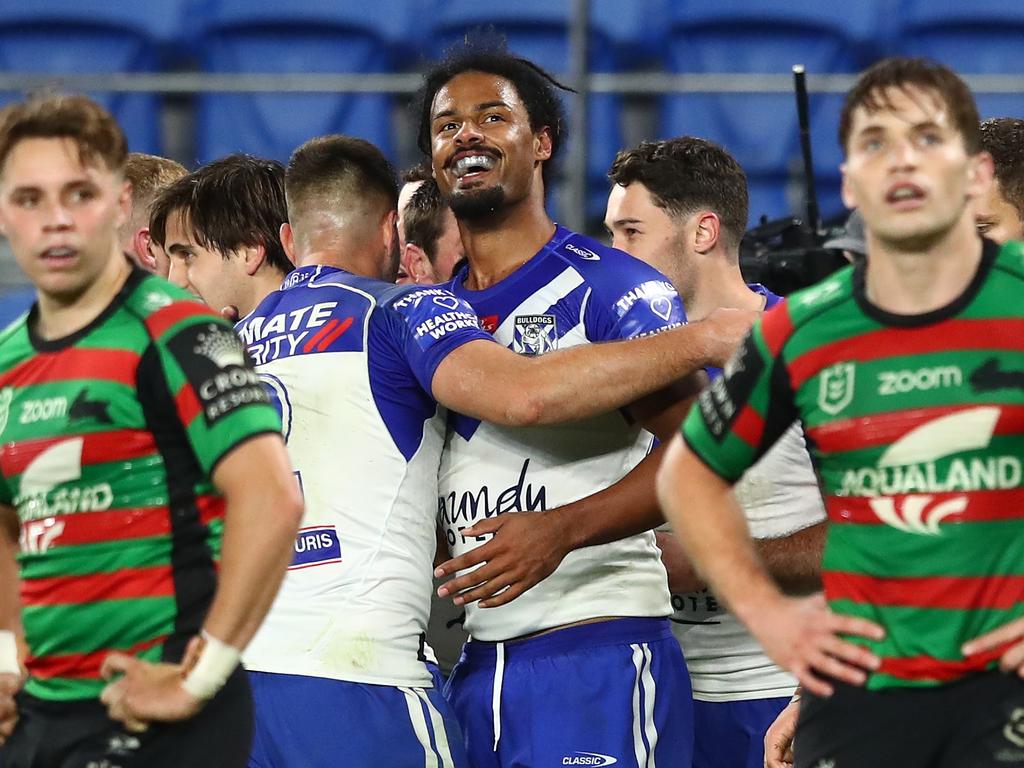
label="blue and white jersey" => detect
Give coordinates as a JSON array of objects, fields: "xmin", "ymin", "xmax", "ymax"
[
  {"xmin": 438, "ymin": 226, "xmax": 684, "ymax": 641},
  {"xmin": 237, "ymin": 265, "xmax": 490, "ymax": 686}
]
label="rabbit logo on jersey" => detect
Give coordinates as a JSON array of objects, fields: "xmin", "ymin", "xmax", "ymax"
[
  {"xmin": 513, "ymin": 315, "xmax": 557, "ymax": 355},
  {"xmin": 290, "ymin": 525, "xmax": 342, "ymax": 570}
]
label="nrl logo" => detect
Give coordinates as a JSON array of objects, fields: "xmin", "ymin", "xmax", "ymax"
[
  {"xmin": 818, "ymin": 362, "xmax": 855, "ymax": 415},
  {"xmin": 0, "ymin": 387, "xmax": 11, "ymax": 437}
]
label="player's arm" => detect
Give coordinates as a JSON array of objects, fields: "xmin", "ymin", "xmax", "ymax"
[
  {"xmin": 436, "ymin": 387, "xmax": 697, "ymax": 606},
  {"xmin": 0, "ymin": 506, "xmax": 22, "ymax": 745},
  {"xmin": 654, "ymin": 522, "xmax": 826, "ymax": 597},
  {"xmin": 431, "ymin": 307, "xmax": 752, "ymax": 427}
]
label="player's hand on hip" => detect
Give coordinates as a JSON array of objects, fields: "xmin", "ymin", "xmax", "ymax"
[
  {"xmin": 962, "ymin": 616, "xmax": 1024, "ymax": 676},
  {"xmin": 764, "ymin": 696, "xmax": 799, "ymax": 768},
  {"xmin": 0, "ymin": 671, "xmax": 21, "ymax": 744},
  {"xmin": 435, "ymin": 510, "xmax": 569, "ymax": 608},
  {"xmin": 748, "ymin": 593, "xmax": 884, "ymax": 697},
  {"xmin": 100, "ymin": 653, "xmax": 202, "ymax": 730},
  {"xmin": 701, "ymin": 307, "xmax": 759, "ymax": 367}
]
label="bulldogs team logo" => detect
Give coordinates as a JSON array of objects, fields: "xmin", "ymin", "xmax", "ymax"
[
  {"xmin": 513, "ymin": 315, "xmax": 557, "ymax": 356},
  {"xmin": 818, "ymin": 362, "xmax": 856, "ymax": 415}
]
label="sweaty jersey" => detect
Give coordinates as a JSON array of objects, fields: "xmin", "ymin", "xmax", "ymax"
[
  {"xmin": 236, "ymin": 265, "xmax": 491, "ymax": 687},
  {"xmin": 438, "ymin": 225, "xmax": 683, "ymax": 641},
  {"xmin": 0, "ymin": 268, "xmax": 280, "ymax": 701},
  {"xmin": 672, "ymin": 286, "xmax": 826, "ymax": 701},
  {"xmin": 683, "ymin": 239, "xmax": 1024, "ymax": 690}
]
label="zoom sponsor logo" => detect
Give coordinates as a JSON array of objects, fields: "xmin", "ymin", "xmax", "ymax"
[
  {"xmin": 289, "ymin": 525, "xmax": 342, "ymax": 570},
  {"xmin": 877, "ymin": 366, "xmax": 962, "ymax": 395}
]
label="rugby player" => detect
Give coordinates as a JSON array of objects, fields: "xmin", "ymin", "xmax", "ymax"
[
  {"xmin": 605, "ymin": 135, "xmax": 827, "ymax": 768},
  {"xmin": 400, "ymin": 177, "xmax": 465, "ymax": 285},
  {"xmin": 420, "ymin": 43, "xmax": 700, "ymax": 766},
  {"xmin": 0, "ymin": 95, "xmax": 301, "ymax": 767},
  {"xmin": 976, "ymin": 117, "xmax": 1024, "ymax": 243},
  {"xmin": 233, "ymin": 133, "xmax": 751, "ymax": 768},
  {"xmin": 119, "ymin": 153, "xmax": 186, "ymax": 276},
  {"xmin": 149, "ymin": 154, "xmax": 293, "ymax": 319},
  {"xmin": 658, "ymin": 57, "xmax": 1024, "ymax": 767},
  {"xmin": 764, "ymin": 114, "xmax": 1024, "ymax": 768}
]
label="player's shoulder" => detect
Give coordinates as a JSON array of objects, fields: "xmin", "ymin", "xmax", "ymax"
[
  {"xmin": 121, "ymin": 269, "xmax": 220, "ymax": 340},
  {"xmin": 782, "ymin": 264, "xmax": 856, "ymax": 328},
  {"xmin": 992, "ymin": 239, "xmax": 1024, "ymax": 284},
  {"xmin": 0, "ymin": 311, "xmax": 30, "ymax": 370},
  {"xmin": 547, "ymin": 227, "xmax": 679, "ymax": 310}
]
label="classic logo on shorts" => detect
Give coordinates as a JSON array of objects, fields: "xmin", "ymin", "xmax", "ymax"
[
  {"xmin": 513, "ymin": 315, "xmax": 557, "ymax": 356},
  {"xmin": 562, "ymin": 752, "xmax": 618, "ymax": 766},
  {"xmin": 290, "ymin": 525, "xmax": 342, "ymax": 570},
  {"xmin": 818, "ymin": 362, "xmax": 855, "ymax": 415}
]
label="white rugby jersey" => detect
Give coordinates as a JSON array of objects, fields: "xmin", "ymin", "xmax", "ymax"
[
  {"xmin": 236, "ymin": 265, "xmax": 490, "ymax": 686},
  {"xmin": 438, "ymin": 226, "xmax": 682, "ymax": 641},
  {"xmin": 670, "ymin": 286, "xmax": 827, "ymax": 700}
]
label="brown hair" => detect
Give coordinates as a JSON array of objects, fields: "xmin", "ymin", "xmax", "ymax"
[
  {"xmin": 980, "ymin": 118, "xmax": 1024, "ymax": 220},
  {"xmin": 0, "ymin": 95, "xmax": 128, "ymax": 173},
  {"xmin": 839, "ymin": 57, "xmax": 981, "ymax": 155},
  {"xmin": 125, "ymin": 153, "xmax": 187, "ymax": 217},
  {"xmin": 608, "ymin": 137, "xmax": 749, "ymax": 251},
  {"xmin": 403, "ymin": 178, "xmax": 448, "ymax": 263}
]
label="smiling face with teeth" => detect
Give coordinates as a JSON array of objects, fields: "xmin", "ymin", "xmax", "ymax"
[
  {"xmin": 841, "ymin": 85, "xmax": 993, "ymax": 251},
  {"xmin": 0, "ymin": 136, "xmax": 130, "ymax": 304},
  {"xmin": 429, "ymin": 71, "xmax": 552, "ymax": 221}
]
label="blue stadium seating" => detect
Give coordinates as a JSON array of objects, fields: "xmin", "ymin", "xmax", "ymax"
[
  {"xmin": 659, "ymin": 0, "xmax": 882, "ymax": 224},
  {"xmin": 0, "ymin": 0, "xmax": 182, "ymax": 155},
  {"xmin": 0, "ymin": 286, "xmax": 34, "ymax": 328},
  {"xmin": 428, "ymin": 0, "xmax": 661, "ymax": 221},
  {"xmin": 898, "ymin": 0, "xmax": 1024, "ymax": 121},
  {"xmin": 194, "ymin": 0, "xmax": 414, "ymax": 165}
]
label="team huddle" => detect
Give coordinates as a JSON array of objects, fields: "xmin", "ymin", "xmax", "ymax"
[{"xmin": 0, "ymin": 40, "xmax": 1022, "ymax": 768}]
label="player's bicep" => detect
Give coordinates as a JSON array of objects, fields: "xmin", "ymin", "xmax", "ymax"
[
  {"xmin": 431, "ymin": 339, "xmax": 526, "ymax": 422},
  {"xmin": 623, "ymin": 370, "xmax": 707, "ymax": 441}
]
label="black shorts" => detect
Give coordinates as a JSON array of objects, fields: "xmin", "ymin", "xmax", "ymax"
[
  {"xmin": 794, "ymin": 670, "xmax": 1024, "ymax": 768},
  {"xmin": 0, "ymin": 667, "xmax": 252, "ymax": 768}
]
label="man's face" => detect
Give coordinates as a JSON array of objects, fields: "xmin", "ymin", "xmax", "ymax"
[
  {"xmin": 429, "ymin": 71, "xmax": 551, "ymax": 220},
  {"xmin": 163, "ymin": 211, "xmax": 247, "ymax": 309},
  {"xmin": 431, "ymin": 206, "xmax": 465, "ymax": 281},
  {"xmin": 974, "ymin": 180, "xmax": 1023, "ymax": 243},
  {"xmin": 0, "ymin": 137, "xmax": 128, "ymax": 302},
  {"xmin": 605, "ymin": 182, "xmax": 691, "ymax": 292},
  {"xmin": 841, "ymin": 85, "xmax": 991, "ymax": 249}
]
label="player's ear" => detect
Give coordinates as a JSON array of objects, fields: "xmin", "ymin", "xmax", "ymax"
[
  {"xmin": 840, "ymin": 163, "xmax": 859, "ymax": 210},
  {"xmin": 243, "ymin": 244, "xmax": 266, "ymax": 276},
  {"xmin": 693, "ymin": 211, "xmax": 720, "ymax": 254},
  {"xmin": 534, "ymin": 126, "xmax": 553, "ymax": 162},
  {"xmin": 115, "ymin": 179, "xmax": 132, "ymax": 231},
  {"xmin": 381, "ymin": 208, "xmax": 399, "ymax": 253},
  {"xmin": 280, "ymin": 222, "xmax": 296, "ymax": 264},
  {"xmin": 133, "ymin": 227, "xmax": 157, "ymax": 271},
  {"xmin": 966, "ymin": 150, "xmax": 995, "ymax": 202},
  {"xmin": 403, "ymin": 243, "xmax": 431, "ymax": 284}
]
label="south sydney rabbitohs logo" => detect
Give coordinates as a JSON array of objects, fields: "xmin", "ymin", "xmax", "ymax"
[
  {"xmin": 818, "ymin": 362, "xmax": 855, "ymax": 415},
  {"xmin": 840, "ymin": 407, "xmax": 1015, "ymax": 535}
]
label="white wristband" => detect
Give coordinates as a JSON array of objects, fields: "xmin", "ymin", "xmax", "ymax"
[
  {"xmin": 0, "ymin": 630, "xmax": 19, "ymax": 676},
  {"xmin": 181, "ymin": 632, "xmax": 241, "ymax": 701}
]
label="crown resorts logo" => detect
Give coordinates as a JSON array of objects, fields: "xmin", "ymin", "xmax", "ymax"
[{"xmin": 193, "ymin": 324, "xmax": 246, "ymax": 368}]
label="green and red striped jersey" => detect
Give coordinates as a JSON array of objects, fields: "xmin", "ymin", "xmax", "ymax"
[
  {"xmin": 0, "ymin": 268, "xmax": 281, "ymax": 701},
  {"xmin": 682, "ymin": 238, "xmax": 1024, "ymax": 690}
]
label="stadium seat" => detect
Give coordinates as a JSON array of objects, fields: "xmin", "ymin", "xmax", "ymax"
[
  {"xmin": 0, "ymin": 0, "xmax": 182, "ymax": 155},
  {"xmin": 428, "ymin": 0, "xmax": 660, "ymax": 222},
  {"xmin": 659, "ymin": 0, "xmax": 882, "ymax": 225},
  {"xmin": 195, "ymin": 0, "xmax": 414, "ymax": 165},
  {"xmin": 899, "ymin": 0, "xmax": 1024, "ymax": 122}
]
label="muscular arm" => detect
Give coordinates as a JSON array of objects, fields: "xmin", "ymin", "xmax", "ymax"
[
  {"xmin": 201, "ymin": 434, "xmax": 303, "ymax": 648},
  {"xmin": 431, "ymin": 310, "xmax": 749, "ymax": 427},
  {"xmin": 656, "ymin": 522, "xmax": 825, "ymax": 596}
]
